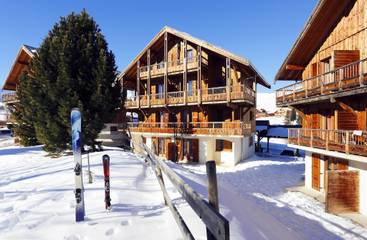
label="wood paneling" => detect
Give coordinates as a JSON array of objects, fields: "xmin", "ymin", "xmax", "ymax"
[
  {"xmin": 338, "ymin": 110, "xmax": 358, "ymax": 130},
  {"xmin": 326, "ymin": 170, "xmax": 359, "ymax": 213},
  {"xmin": 312, "ymin": 154, "xmax": 321, "ymax": 191}
]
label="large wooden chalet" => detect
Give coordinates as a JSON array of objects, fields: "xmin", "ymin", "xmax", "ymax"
[
  {"xmin": 120, "ymin": 27, "xmax": 270, "ymax": 166},
  {"xmin": 275, "ymin": 0, "xmax": 367, "ymax": 216}
]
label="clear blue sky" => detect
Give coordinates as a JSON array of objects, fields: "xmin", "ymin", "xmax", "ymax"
[{"xmin": 0, "ymin": 0, "xmax": 318, "ymax": 93}]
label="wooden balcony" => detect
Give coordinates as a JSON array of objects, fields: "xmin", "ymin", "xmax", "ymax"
[
  {"xmin": 127, "ymin": 121, "xmax": 252, "ymax": 136},
  {"xmin": 1, "ymin": 92, "xmax": 17, "ymax": 103},
  {"xmin": 276, "ymin": 58, "xmax": 367, "ymax": 106},
  {"xmin": 289, "ymin": 128, "xmax": 367, "ymax": 157},
  {"xmin": 124, "ymin": 85, "xmax": 255, "ymax": 109},
  {"xmin": 139, "ymin": 57, "xmax": 198, "ymax": 79}
]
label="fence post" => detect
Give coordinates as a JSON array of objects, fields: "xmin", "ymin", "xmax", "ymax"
[
  {"xmin": 325, "ymin": 130, "xmax": 329, "ymax": 150},
  {"xmin": 206, "ymin": 160, "xmax": 219, "ymax": 240},
  {"xmin": 359, "ymin": 60, "xmax": 364, "ymax": 86},
  {"xmin": 156, "ymin": 166, "xmax": 168, "ymax": 206}
]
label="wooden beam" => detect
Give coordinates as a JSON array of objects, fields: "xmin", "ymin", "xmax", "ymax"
[
  {"xmin": 183, "ymin": 40, "xmax": 187, "ymax": 105},
  {"xmin": 335, "ymin": 100, "xmax": 357, "ymax": 116},
  {"xmin": 137, "ymin": 60, "xmax": 140, "ymax": 108},
  {"xmin": 197, "ymin": 45, "xmax": 202, "ymax": 104},
  {"xmin": 164, "ymin": 32, "xmax": 168, "ymax": 105},
  {"xmin": 226, "ymin": 58, "xmax": 231, "ymax": 102},
  {"xmin": 286, "ymin": 64, "xmax": 305, "ymax": 71}
]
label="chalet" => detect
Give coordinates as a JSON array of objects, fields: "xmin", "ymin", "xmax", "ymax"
[
  {"xmin": 275, "ymin": 0, "xmax": 367, "ymax": 216},
  {"xmin": 120, "ymin": 27, "xmax": 270, "ymax": 166}
]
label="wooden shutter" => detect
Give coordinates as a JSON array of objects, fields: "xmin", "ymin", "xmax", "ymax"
[{"xmin": 312, "ymin": 154, "xmax": 320, "ymax": 191}]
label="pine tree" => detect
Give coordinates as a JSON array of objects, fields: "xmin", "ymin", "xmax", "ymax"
[
  {"xmin": 15, "ymin": 10, "xmax": 122, "ymax": 153},
  {"xmin": 12, "ymin": 73, "xmax": 39, "ymax": 146}
]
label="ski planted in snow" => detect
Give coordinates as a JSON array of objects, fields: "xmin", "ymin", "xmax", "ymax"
[
  {"xmin": 103, "ymin": 154, "xmax": 111, "ymax": 210},
  {"xmin": 71, "ymin": 108, "xmax": 85, "ymax": 221}
]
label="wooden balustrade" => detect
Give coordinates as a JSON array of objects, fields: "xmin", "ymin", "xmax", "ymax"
[
  {"xmin": 288, "ymin": 128, "xmax": 367, "ymax": 157},
  {"xmin": 1, "ymin": 92, "xmax": 17, "ymax": 103},
  {"xmin": 127, "ymin": 121, "xmax": 252, "ymax": 136},
  {"xmin": 276, "ymin": 58, "xmax": 367, "ymax": 106},
  {"xmin": 124, "ymin": 85, "xmax": 255, "ymax": 108}
]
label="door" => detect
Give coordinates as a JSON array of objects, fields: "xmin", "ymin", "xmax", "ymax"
[
  {"xmin": 190, "ymin": 139, "xmax": 199, "ymax": 162},
  {"xmin": 312, "ymin": 154, "xmax": 321, "ymax": 191}
]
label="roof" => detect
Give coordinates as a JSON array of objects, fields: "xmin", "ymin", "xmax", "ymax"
[
  {"xmin": 3, "ymin": 45, "xmax": 37, "ymax": 91},
  {"xmin": 119, "ymin": 26, "xmax": 270, "ymax": 88},
  {"xmin": 274, "ymin": 0, "xmax": 356, "ymax": 81}
]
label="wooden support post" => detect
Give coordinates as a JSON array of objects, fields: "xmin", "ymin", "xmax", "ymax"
[
  {"xmin": 226, "ymin": 58, "xmax": 231, "ymax": 102},
  {"xmin": 137, "ymin": 60, "xmax": 141, "ymax": 108},
  {"xmin": 310, "ymin": 130, "xmax": 313, "ymax": 148},
  {"xmin": 164, "ymin": 32, "xmax": 168, "ymax": 105},
  {"xmin": 206, "ymin": 160, "xmax": 219, "ymax": 240},
  {"xmin": 320, "ymin": 76, "xmax": 324, "ymax": 95},
  {"xmin": 197, "ymin": 45, "xmax": 202, "ymax": 104},
  {"xmin": 297, "ymin": 129, "xmax": 301, "ymax": 146},
  {"xmin": 346, "ymin": 131, "xmax": 350, "ymax": 154},
  {"xmin": 325, "ymin": 130, "xmax": 329, "ymax": 150},
  {"xmin": 183, "ymin": 40, "xmax": 187, "ymax": 105},
  {"xmin": 305, "ymin": 80, "xmax": 308, "ymax": 98},
  {"xmin": 359, "ymin": 60, "xmax": 364, "ymax": 86},
  {"xmin": 147, "ymin": 49, "xmax": 151, "ymax": 107},
  {"xmin": 339, "ymin": 68, "xmax": 343, "ymax": 90}
]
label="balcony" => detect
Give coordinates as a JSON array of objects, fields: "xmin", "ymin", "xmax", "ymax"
[
  {"xmin": 276, "ymin": 58, "xmax": 367, "ymax": 106},
  {"xmin": 1, "ymin": 92, "xmax": 17, "ymax": 103},
  {"xmin": 289, "ymin": 128, "xmax": 367, "ymax": 157},
  {"xmin": 124, "ymin": 85, "xmax": 255, "ymax": 109},
  {"xmin": 139, "ymin": 57, "xmax": 198, "ymax": 79},
  {"xmin": 127, "ymin": 121, "xmax": 252, "ymax": 136}
]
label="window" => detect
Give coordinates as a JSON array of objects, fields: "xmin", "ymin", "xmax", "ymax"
[
  {"xmin": 215, "ymin": 139, "xmax": 232, "ymax": 152},
  {"xmin": 187, "ymin": 80, "xmax": 193, "ymax": 96},
  {"xmin": 187, "ymin": 49, "xmax": 193, "ymax": 62}
]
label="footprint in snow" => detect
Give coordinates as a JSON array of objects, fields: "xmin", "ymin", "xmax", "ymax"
[
  {"xmin": 0, "ymin": 206, "xmax": 13, "ymax": 213},
  {"xmin": 51, "ymin": 193, "xmax": 63, "ymax": 201},
  {"xmin": 105, "ymin": 228, "xmax": 114, "ymax": 236},
  {"xmin": 120, "ymin": 220, "xmax": 131, "ymax": 226}
]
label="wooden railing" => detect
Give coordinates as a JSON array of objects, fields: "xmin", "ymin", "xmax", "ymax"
[
  {"xmin": 289, "ymin": 128, "xmax": 367, "ymax": 157},
  {"xmin": 1, "ymin": 92, "xmax": 17, "ymax": 103},
  {"xmin": 127, "ymin": 121, "xmax": 252, "ymax": 136},
  {"xmin": 135, "ymin": 141, "xmax": 229, "ymax": 240},
  {"xmin": 124, "ymin": 84, "xmax": 255, "ymax": 108},
  {"xmin": 276, "ymin": 58, "xmax": 367, "ymax": 106},
  {"xmin": 140, "ymin": 57, "xmax": 199, "ymax": 78}
]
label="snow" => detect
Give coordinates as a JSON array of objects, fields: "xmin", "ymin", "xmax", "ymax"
[
  {"xmin": 257, "ymin": 92, "xmax": 277, "ymax": 113},
  {"xmin": 257, "ymin": 115, "xmax": 287, "ymax": 125},
  {"xmin": 0, "ymin": 137, "xmax": 366, "ymax": 239}
]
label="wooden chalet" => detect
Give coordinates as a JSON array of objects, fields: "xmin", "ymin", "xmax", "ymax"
[
  {"xmin": 1, "ymin": 45, "xmax": 36, "ymax": 105},
  {"xmin": 120, "ymin": 26, "xmax": 270, "ymax": 166},
  {"xmin": 275, "ymin": 0, "xmax": 367, "ymax": 216}
]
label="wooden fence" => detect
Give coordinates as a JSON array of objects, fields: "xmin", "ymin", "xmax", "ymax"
[{"xmin": 134, "ymin": 140, "xmax": 230, "ymax": 240}]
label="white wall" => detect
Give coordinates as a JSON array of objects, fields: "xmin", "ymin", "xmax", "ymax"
[{"xmin": 305, "ymin": 151, "xmax": 312, "ymax": 189}]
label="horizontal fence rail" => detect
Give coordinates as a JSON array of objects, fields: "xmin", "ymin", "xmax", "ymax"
[
  {"xmin": 134, "ymin": 140, "xmax": 230, "ymax": 240},
  {"xmin": 276, "ymin": 58, "xmax": 367, "ymax": 105},
  {"xmin": 126, "ymin": 121, "xmax": 252, "ymax": 136},
  {"xmin": 288, "ymin": 128, "xmax": 367, "ymax": 157}
]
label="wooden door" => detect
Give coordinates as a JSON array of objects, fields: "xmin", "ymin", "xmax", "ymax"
[
  {"xmin": 190, "ymin": 139, "xmax": 199, "ymax": 162},
  {"xmin": 312, "ymin": 154, "xmax": 321, "ymax": 191}
]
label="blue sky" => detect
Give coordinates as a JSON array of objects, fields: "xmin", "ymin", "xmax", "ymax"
[{"xmin": 0, "ymin": 0, "xmax": 318, "ymax": 93}]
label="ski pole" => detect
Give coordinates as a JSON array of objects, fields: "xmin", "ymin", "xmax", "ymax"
[{"xmin": 103, "ymin": 154, "xmax": 111, "ymax": 210}]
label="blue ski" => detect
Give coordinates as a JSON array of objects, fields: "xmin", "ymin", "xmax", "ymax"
[{"xmin": 71, "ymin": 108, "xmax": 85, "ymax": 222}]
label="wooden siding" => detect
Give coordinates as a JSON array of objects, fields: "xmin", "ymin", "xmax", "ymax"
[{"xmin": 326, "ymin": 170, "xmax": 359, "ymax": 213}]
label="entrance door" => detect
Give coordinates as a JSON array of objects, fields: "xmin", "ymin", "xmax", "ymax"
[{"xmin": 312, "ymin": 154, "xmax": 321, "ymax": 191}]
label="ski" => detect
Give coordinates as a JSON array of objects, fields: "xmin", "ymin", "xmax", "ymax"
[
  {"xmin": 71, "ymin": 108, "xmax": 85, "ymax": 221},
  {"xmin": 103, "ymin": 154, "xmax": 111, "ymax": 210}
]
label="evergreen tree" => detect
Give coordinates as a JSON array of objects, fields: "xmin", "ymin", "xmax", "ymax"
[
  {"xmin": 12, "ymin": 73, "xmax": 39, "ymax": 146},
  {"xmin": 15, "ymin": 10, "xmax": 122, "ymax": 153}
]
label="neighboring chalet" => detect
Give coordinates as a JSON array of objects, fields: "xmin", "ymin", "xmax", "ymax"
[
  {"xmin": 1, "ymin": 45, "xmax": 123, "ymax": 147},
  {"xmin": 275, "ymin": 0, "xmax": 367, "ymax": 216},
  {"xmin": 120, "ymin": 27, "xmax": 270, "ymax": 166}
]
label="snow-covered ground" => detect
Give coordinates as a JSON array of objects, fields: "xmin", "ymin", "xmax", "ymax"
[
  {"xmin": 0, "ymin": 137, "xmax": 366, "ymax": 239},
  {"xmin": 257, "ymin": 92, "xmax": 277, "ymax": 113}
]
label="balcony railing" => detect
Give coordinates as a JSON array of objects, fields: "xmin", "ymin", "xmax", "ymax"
[
  {"xmin": 289, "ymin": 128, "xmax": 367, "ymax": 157},
  {"xmin": 276, "ymin": 58, "xmax": 367, "ymax": 105},
  {"xmin": 1, "ymin": 92, "xmax": 17, "ymax": 103},
  {"xmin": 127, "ymin": 121, "xmax": 252, "ymax": 136},
  {"xmin": 124, "ymin": 84, "xmax": 255, "ymax": 108},
  {"xmin": 140, "ymin": 57, "xmax": 199, "ymax": 78}
]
